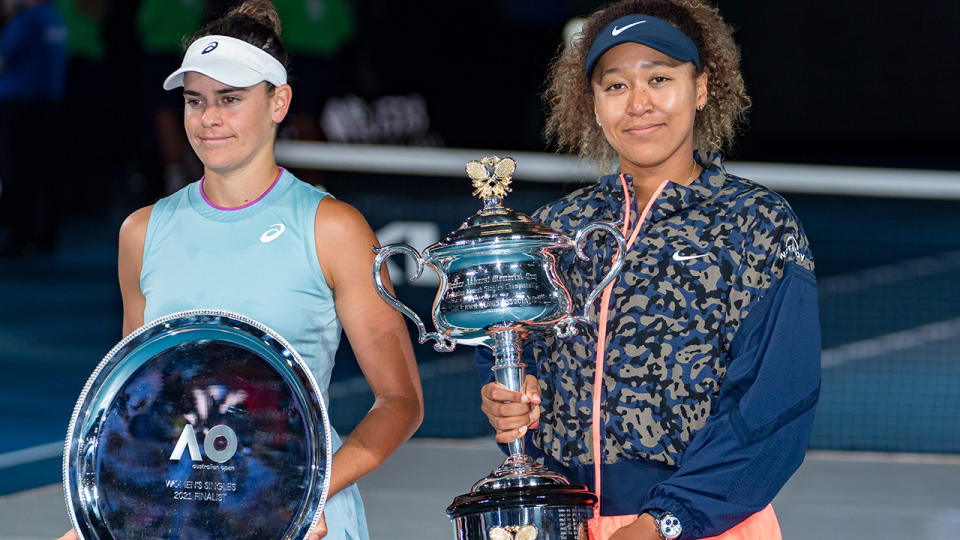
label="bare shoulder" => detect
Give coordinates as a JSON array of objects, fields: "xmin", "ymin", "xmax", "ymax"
[
  {"xmin": 314, "ymin": 197, "xmax": 373, "ymax": 241},
  {"xmin": 118, "ymin": 205, "xmax": 153, "ymax": 273},
  {"xmin": 118, "ymin": 206, "xmax": 153, "ymax": 334},
  {"xmin": 313, "ymin": 198, "xmax": 379, "ymax": 291},
  {"xmin": 119, "ymin": 205, "xmax": 154, "ymax": 245}
]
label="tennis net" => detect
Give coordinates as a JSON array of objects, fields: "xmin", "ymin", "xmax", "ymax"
[{"xmin": 287, "ymin": 143, "xmax": 960, "ymax": 454}]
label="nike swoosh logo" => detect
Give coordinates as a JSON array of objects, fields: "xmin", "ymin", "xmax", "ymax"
[
  {"xmin": 612, "ymin": 21, "xmax": 646, "ymax": 36},
  {"xmin": 260, "ymin": 223, "xmax": 285, "ymax": 243},
  {"xmin": 672, "ymin": 251, "xmax": 708, "ymax": 262}
]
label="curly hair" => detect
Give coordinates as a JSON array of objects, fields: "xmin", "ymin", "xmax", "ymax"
[{"xmin": 544, "ymin": 0, "xmax": 750, "ymax": 171}]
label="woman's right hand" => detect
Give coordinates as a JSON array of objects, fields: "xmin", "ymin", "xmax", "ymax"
[
  {"xmin": 480, "ymin": 374, "xmax": 541, "ymax": 444},
  {"xmin": 57, "ymin": 530, "xmax": 78, "ymax": 540}
]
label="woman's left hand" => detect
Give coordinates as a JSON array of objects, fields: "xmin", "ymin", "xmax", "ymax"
[
  {"xmin": 307, "ymin": 513, "xmax": 327, "ymax": 540},
  {"xmin": 607, "ymin": 513, "xmax": 661, "ymax": 540}
]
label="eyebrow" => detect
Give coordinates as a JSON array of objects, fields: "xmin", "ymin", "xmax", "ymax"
[
  {"xmin": 183, "ymin": 87, "xmax": 251, "ymax": 96},
  {"xmin": 597, "ymin": 61, "xmax": 683, "ymax": 78}
]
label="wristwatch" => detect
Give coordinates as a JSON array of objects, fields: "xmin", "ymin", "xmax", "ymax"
[{"xmin": 646, "ymin": 510, "xmax": 682, "ymax": 540}]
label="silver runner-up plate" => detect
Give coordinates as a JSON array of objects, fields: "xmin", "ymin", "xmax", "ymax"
[{"xmin": 63, "ymin": 310, "xmax": 332, "ymax": 539}]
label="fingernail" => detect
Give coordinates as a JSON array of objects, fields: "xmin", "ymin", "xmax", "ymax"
[
  {"xmin": 531, "ymin": 394, "xmax": 541, "ymax": 404},
  {"xmin": 518, "ymin": 425, "xmax": 527, "ymax": 436},
  {"xmin": 528, "ymin": 420, "xmax": 540, "ymax": 430},
  {"xmin": 520, "ymin": 394, "xmax": 530, "ymax": 403}
]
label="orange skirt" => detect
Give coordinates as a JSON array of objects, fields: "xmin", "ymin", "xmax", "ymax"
[{"xmin": 587, "ymin": 504, "xmax": 781, "ymax": 540}]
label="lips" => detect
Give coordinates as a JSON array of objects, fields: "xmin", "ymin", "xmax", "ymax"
[
  {"xmin": 624, "ymin": 123, "xmax": 663, "ymax": 136},
  {"xmin": 198, "ymin": 135, "xmax": 234, "ymax": 145}
]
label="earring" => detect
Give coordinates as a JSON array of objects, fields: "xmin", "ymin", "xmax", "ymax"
[
  {"xmin": 596, "ymin": 117, "xmax": 602, "ymax": 127},
  {"xmin": 697, "ymin": 104, "xmax": 705, "ymax": 112}
]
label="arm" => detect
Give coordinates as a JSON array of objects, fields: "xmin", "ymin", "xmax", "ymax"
[
  {"xmin": 314, "ymin": 197, "xmax": 424, "ymax": 498},
  {"xmin": 639, "ymin": 262, "xmax": 820, "ymax": 539},
  {"xmin": 118, "ymin": 206, "xmax": 152, "ymax": 336},
  {"xmin": 58, "ymin": 208, "xmax": 153, "ymax": 540},
  {"xmin": 638, "ymin": 211, "xmax": 821, "ymax": 540},
  {"xmin": 608, "ymin": 514, "xmax": 661, "ymax": 540}
]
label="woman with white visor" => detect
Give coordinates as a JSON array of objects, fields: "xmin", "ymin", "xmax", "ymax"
[{"xmin": 58, "ymin": 2, "xmax": 423, "ymax": 539}]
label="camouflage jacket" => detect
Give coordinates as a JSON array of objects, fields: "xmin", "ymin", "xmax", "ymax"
[{"xmin": 477, "ymin": 151, "xmax": 821, "ymax": 539}]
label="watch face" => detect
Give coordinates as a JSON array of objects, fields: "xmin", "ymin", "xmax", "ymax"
[{"xmin": 659, "ymin": 513, "xmax": 682, "ymax": 539}]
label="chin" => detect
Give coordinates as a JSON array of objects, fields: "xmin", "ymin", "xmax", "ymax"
[
  {"xmin": 203, "ymin": 163, "xmax": 239, "ymax": 176},
  {"xmin": 621, "ymin": 153, "xmax": 671, "ymax": 170},
  {"xmin": 197, "ymin": 153, "xmax": 239, "ymax": 173},
  {"xmin": 618, "ymin": 143, "xmax": 688, "ymax": 169}
]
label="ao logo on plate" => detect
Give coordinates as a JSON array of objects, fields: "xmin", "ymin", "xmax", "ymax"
[{"xmin": 169, "ymin": 424, "xmax": 238, "ymax": 463}]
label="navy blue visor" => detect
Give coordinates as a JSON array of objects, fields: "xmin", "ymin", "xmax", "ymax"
[{"xmin": 585, "ymin": 14, "xmax": 700, "ymax": 81}]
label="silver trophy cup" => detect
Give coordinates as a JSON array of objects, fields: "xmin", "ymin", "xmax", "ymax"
[
  {"xmin": 372, "ymin": 157, "xmax": 625, "ymax": 539},
  {"xmin": 63, "ymin": 310, "xmax": 332, "ymax": 539}
]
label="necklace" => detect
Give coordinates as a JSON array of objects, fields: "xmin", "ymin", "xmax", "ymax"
[{"xmin": 682, "ymin": 161, "xmax": 700, "ymax": 185}]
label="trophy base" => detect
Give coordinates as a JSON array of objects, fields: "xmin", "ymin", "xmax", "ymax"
[
  {"xmin": 448, "ymin": 453, "xmax": 597, "ymax": 540},
  {"xmin": 472, "ymin": 453, "xmax": 570, "ymax": 492},
  {"xmin": 447, "ymin": 484, "xmax": 596, "ymax": 540}
]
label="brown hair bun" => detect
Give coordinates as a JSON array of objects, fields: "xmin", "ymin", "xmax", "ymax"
[
  {"xmin": 189, "ymin": 0, "xmax": 288, "ymax": 72},
  {"xmin": 230, "ymin": 0, "xmax": 282, "ymax": 38}
]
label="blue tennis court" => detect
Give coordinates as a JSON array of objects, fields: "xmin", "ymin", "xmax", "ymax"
[{"xmin": 2, "ymin": 164, "xmax": 960, "ymax": 538}]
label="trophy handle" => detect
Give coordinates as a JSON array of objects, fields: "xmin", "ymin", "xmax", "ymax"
[
  {"xmin": 372, "ymin": 244, "xmax": 456, "ymax": 352},
  {"xmin": 554, "ymin": 221, "xmax": 627, "ymax": 338}
]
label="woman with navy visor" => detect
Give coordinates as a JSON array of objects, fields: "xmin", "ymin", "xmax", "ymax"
[
  {"xmin": 478, "ymin": 1, "xmax": 820, "ymax": 539},
  {"xmin": 57, "ymin": 2, "xmax": 422, "ymax": 540}
]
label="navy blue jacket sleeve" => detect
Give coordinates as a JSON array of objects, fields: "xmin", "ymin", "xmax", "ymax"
[{"xmin": 640, "ymin": 261, "xmax": 821, "ymax": 539}]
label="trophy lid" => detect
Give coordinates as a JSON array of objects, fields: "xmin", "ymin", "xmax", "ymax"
[{"xmin": 427, "ymin": 157, "xmax": 569, "ymax": 253}]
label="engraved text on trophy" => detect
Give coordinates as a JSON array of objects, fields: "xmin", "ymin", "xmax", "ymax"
[{"xmin": 441, "ymin": 261, "xmax": 554, "ymax": 312}]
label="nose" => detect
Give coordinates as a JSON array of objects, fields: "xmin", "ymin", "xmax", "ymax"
[
  {"xmin": 201, "ymin": 104, "xmax": 222, "ymax": 128},
  {"xmin": 626, "ymin": 86, "xmax": 652, "ymax": 116}
]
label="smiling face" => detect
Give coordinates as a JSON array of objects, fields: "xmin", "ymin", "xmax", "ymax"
[
  {"xmin": 182, "ymin": 72, "xmax": 290, "ymax": 176},
  {"xmin": 591, "ymin": 42, "xmax": 707, "ymax": 179}
]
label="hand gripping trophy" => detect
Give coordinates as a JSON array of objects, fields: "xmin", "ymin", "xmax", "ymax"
[{"xmin": 372, "ymin": 157, "xmax": 626, "ymax": 540}]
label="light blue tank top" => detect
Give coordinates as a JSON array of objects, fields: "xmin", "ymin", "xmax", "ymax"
[{"xmin": 141, "ymin": 168, "xmax": 369, "ymax": 540}]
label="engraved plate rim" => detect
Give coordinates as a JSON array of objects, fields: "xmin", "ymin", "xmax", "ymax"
[{"xmin": 62, "ymin": 308, "xmax": 333, "ymax": 540}]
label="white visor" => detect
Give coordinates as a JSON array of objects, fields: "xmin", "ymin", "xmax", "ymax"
[{"xmin": 163, "ymin": 34, "xmax": 287, "ymax": 90}]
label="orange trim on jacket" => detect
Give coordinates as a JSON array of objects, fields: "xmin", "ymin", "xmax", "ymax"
[
  {"xmin": 588, "ymin": 505, "xmax": 781, "ymax": 540},
  {"xmin": 589, "ymin": 175, "xmax": 669, "ymax": 522}
]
